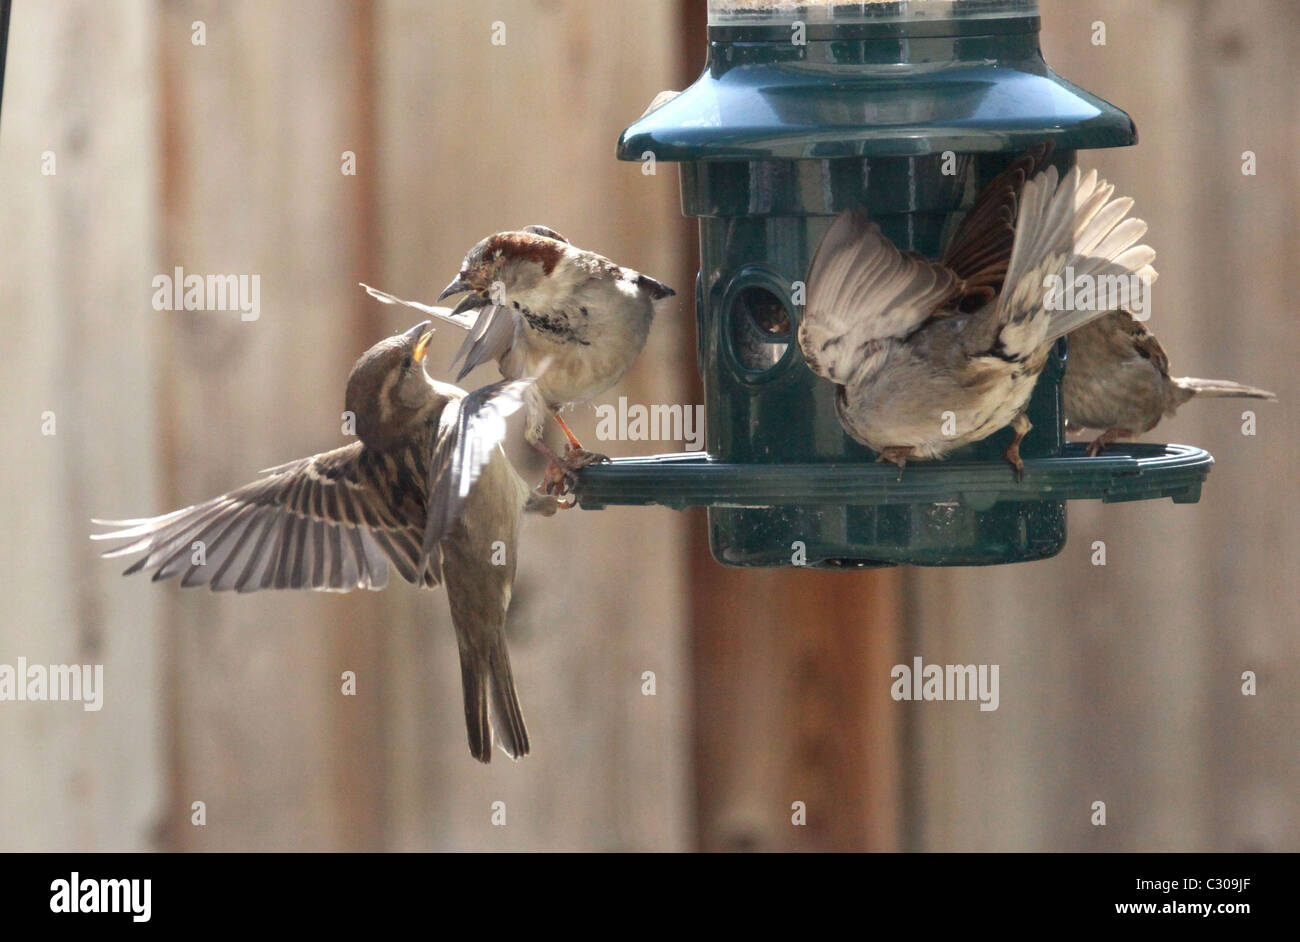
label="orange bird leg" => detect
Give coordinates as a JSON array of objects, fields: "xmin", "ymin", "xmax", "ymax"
[{"xmin": 553, "ymin": 412, "xmax": 584, "ymax": 451}]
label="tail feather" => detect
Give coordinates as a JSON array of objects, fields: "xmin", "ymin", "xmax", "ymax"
[
  {"xmin": 460, "ymin": 655, "xmax": 493, "ymax": 763},
  {"xmin": 487, "ymin": 642, "xmax": 530, "ymax": 760},
  {"xmin": 1175, "ymin": 377, "xmax": 1277, "ymax": 401},
  {"xmin": 459, "ymin": 639, "xmax": 530, "ymax": 763},
  {"xmin": 636, "ymin": 273, "xmax": 676, "ymax": 301}
]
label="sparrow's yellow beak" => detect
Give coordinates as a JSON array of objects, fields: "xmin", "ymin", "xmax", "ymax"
[{"xmin": 413, "ymin": 328, "xmax": 435, "ymax": 364}]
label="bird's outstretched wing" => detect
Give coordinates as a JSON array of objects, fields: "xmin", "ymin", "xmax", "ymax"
[
  {"xmin": 800, "ymin": 212, "xmax": 963, "ymax": 385},
  {"xmin": 92, "ymin": 443, "xmax": 435, "ymax": 592},
  {"xmin": 941, "ymin": 141, "xmax": 1054, "ymax": 305},
  {"xmin": 994, "ymin": 166, "xmax": 1157, "ymax": 359},
  {"xmin": 422, "ymin": 379, "xmax": 534, "ymax": 558},
  {"xmin": 799, "ymin": 144, "xmax": 1060, "ymax": 383}
]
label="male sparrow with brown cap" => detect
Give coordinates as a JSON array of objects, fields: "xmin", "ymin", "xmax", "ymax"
[
  {"xmin": 1063, "ymin": 309, "xmax": 1276, "ymax": 455},
  {"xmin": 361, "ymin": 224, "xmax": 675, "ymax": 500},
  {"xmin": 93, "ymin": 321, "xmax": 558, "ymax": 763},
  {"xmin": 799, "ymin": 147, "xmax": 1157, "ymax": 478}
]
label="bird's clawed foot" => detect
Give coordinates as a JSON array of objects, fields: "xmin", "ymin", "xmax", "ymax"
[
  {"xmin": 562, "ymin": 444, "xmax": 609, "ymax": 470},
  {"xmin": 539, "ymin": 462, "xmax": 576, "ymax": 502},
  {"xmin": 1004, "ymin": 414, "xmax": 1032, "ymax": 482},
  {"xmin": 1086, "ymin": 428, "xmax": 1130, "ymax": 458},
  {"xmin": 535, "ymin": 412, "xmax": 609, "ymax": 503},
  {"xmin": 538, "ymin": 444, "xmax": 610, "ymax": 503},
  {"xmin": 876, "ymin": 447, "xmax": 912, "ymax": 482}
]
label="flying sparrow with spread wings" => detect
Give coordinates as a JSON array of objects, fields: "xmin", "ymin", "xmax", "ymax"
[
  {"xmin": 361, "ymin": 224, "xmax": 675, "ymax": 501},
  {"xmin": 1063, "ymin": 309, "xmax": 1276, "ymax": 455},
  {"xmin": 93, "ymin": 321, "xmax": 558, "ymax": 763},
  {"xmin": 799, "ymin": 147, "xmax": 1157, "ymax": 478}
]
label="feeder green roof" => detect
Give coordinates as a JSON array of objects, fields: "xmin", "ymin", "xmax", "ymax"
[{"xmin": 618, "ymin": 25, "xmax": 1137, "ymax": 162}]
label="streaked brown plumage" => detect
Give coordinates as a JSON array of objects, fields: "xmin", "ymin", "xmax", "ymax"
[
  {"xmin": 1064, "ymin": 309, "xmax": 1277, "ymax": 455},
  {"xmin": 361, "ymin": 224, "xmax": 676, "ymax": 500},
  {"xmin": 93, "ymin": 321, "xmax": 558, "ymax": 762}
]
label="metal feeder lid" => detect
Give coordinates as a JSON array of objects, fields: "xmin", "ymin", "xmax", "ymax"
[{"xmin": 617, "ymin": 0, "xmax": 1137, "ymax": 163}]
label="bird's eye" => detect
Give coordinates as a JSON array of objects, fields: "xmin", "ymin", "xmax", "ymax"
[{"xmin": 402, "ymin": 354, "xmax": 413, "ymax": 370}]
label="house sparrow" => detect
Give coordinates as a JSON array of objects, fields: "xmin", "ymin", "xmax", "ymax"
[
  {"xmin": 92, "ymin": 321, "xmax": 559, "ymax": 763},
  {"xmin": 799, "ymin": 152, "xmax": 1157, "ymax": 478},
  {"xmin": 1063, "ymin": 309, "xmax": 1277, "ymax": 455},
  {"xmin": 361, "ymin": 224, "xmax": 675, "ymax": 501}
]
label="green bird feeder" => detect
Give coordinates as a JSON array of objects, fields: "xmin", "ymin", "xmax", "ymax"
[{"xmin": 578, "ymin": 0, "xmax": 1213, "ymax": 568}]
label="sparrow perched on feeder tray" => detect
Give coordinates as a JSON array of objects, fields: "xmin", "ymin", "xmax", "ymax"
[
  {"xmin": 799, "ymin": 146, "xmax": 1157, "ymax": 478},
  {"xmin": 1063, "ymin": 309, "xmax": 1276, "ymax": 455},
  {"xmin": 92, "ymin": 321, "xmax": 558, "ymax": 763},
  {"xmin": 361, "ymin": 224, "xmax": 675, "ymax": 502}
]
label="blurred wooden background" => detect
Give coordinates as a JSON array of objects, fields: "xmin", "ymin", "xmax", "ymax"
[{"xmin": 0, "ymin": 0, "xmax": 1295, "ymax": 852}]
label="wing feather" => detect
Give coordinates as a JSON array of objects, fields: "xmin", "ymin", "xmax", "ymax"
[
  {"xmin": 359, "ymin": 282, "xmax": 482, "ymax": 330},
  {"xmin": 422, "ymin": 378, "xmax": 533, "ymax": 561},
  {"xmin": 93, "ymin": 443, "xmax": 428, "ymax": 593},
  {"xmin": 993, "ymin": 165, "xmax": 1157, "ymax": 359},
  {"xmin": 800, "ymin": 212, "xmax": 963, "ymax": 385},
  {"xmin": 942, "ymin": 141, "xmax": 1054, "ymax": 302},
  {"xmin": 454, "ymin": 304, "xmax": 517, "ymax": 381}
]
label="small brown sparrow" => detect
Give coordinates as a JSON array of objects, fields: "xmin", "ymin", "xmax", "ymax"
[
  {"xmin": 362, "ymin": 224, "xmax": 675, "ymax": 500},
  {"xmin": 93, "ymin": 321, "xmax": 559, "ymax": 763},
  {"xmin": 1063, "ymin": 309, "xmax": 1277, "ymax": 455},
  {"xmin": 799, "ymin": 149, "xmax": 1157, "ymax": 478}
]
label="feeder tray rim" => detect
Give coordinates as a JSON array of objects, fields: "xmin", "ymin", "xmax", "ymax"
[{"xmin": 574, "ymin": 442, "xmax": 1213, "ymax": 510}]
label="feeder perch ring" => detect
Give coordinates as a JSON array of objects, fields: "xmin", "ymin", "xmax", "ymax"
[{"xmin": 577, "ymin": 443, "xmax": 1213, "ymax": 511}]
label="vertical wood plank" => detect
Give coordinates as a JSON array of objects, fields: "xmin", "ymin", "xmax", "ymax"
[
  {"xmin": 0, "ymin": 0, "xmax": 162, "ymax": 851},
  {"xmin": 692, "ymin": 564, "xmax": 904, "ymax": 851},
  {"xmin": 156, "ymin": 0, "xmax": 386, "ymax": 851}
]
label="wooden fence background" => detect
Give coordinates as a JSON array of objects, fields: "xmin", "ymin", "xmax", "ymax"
[{"xmin": 0, "ymin": 0, "xmax": 1294, "ymax": 852}]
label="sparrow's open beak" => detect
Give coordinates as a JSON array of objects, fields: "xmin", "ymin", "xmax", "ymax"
[
  {"xmin": 438, "ymin": 277, "xmax": 472, "ymax": 301},
  {"xmin": 401, "ymin": 319, "xmax": 435, "ymax": 363},
  {"xmin": 401, "ymin": 319, "xmax": 432, "ymax": 341},
  {"xmin": 450, "ymin": 292, "xmax": 488, "ymax": 317},
  {"xmin": 413, "ymin": 328, "xmax": 435, "ymax": 364},
  {"xmin": 440, "ymin": 276, "xmax": 491, "ymax": 317}
]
